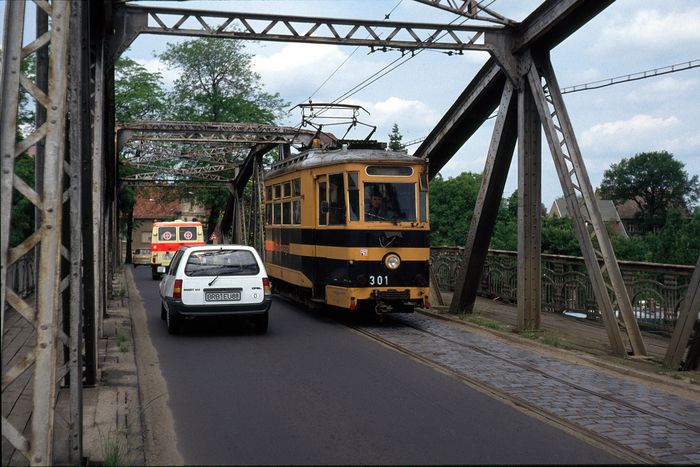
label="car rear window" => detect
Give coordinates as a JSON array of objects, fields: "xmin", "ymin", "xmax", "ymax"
[{"xmin": 184, "ymin": 249, "xmax": 260, "ymax": 277}]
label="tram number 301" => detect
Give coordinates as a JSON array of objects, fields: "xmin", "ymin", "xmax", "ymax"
[{"xmin": 369, "ymin": 275, "xmax": 389, "ymax": 286}]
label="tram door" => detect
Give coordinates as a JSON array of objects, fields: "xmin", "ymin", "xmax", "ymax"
[{"xmin": 314, "ymin": 178, "xmax": 327, "ymax": 299}]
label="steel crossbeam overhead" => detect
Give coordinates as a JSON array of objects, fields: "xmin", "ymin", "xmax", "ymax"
[
  {"xmin": 117, "ymin": 121, "xmax": 324, "ymax": 152},
  {"xmin": 3, "ymin": 1, "xmax": 694, "ymax": 464},
  {"xmin": 412, "ymin": 0, "xmax": 517, "ymax": 26},
  {"xmin": 122, "ymin": 166, "xmax": 232, "ymax": 181},
  {"xmin": 112, "ymin": 4, "xmax": 498, "ymax": 58}
]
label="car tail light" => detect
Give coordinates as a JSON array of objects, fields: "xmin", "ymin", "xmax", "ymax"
[
  {"xmin": 423, "ymin": 297, "xmax": 431, "ymax": 309},
  {"xmin": 173, "ymin": 279, "xmax": 183, "ymax": 299},
  {"xmin": 349, "ymin": 297, "xmax": 357, "ymax": 311},
  {"xmin": 262, "ymin": 277, "xmax": 271, "ymax": 296}
]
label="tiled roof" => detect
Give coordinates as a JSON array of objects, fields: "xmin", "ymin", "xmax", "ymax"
[{"xmin": 131, "ymin": 187, "xmax": 201, "ymax": 220}]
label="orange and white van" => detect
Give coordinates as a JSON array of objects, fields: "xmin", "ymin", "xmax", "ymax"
[{"xmin": 150, "ymin": 220, "xmax": 205, "ymax": 279}]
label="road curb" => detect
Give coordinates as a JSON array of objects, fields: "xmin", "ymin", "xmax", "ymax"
[{"xmin": 126, "ymin": 267, "xmax": 184, "ymax": 465}]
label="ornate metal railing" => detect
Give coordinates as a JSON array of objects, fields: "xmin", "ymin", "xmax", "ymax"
[
  {"xmin": 5, "ymin": 251, "xmax": 35, "ymax": 299},
  {"xmin": 431, "ymin": 247, "xmax": 696, "ymax": 333}
]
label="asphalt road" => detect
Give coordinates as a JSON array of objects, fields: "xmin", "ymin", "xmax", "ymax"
[{"xmin": 133, "ymin": 266, "xmax": 622, "ymax": 465}]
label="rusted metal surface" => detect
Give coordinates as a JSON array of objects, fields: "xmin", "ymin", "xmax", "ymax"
[
  {"xmin": 448, "ymin": 81, "xmax": 517, "ymax": 314},
  {"xmin": 114, "ymin": 4, "xmax": 496, "ymax": 56}
]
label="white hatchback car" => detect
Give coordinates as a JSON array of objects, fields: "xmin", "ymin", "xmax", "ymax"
[{"xmin": 159, "ymin": 245, "xmax": 272, "ymax": 334}]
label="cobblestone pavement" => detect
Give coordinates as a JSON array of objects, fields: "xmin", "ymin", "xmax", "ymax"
[{"xmin": 359, "ymin": 314, "xmax": 700, "ymax": 464}]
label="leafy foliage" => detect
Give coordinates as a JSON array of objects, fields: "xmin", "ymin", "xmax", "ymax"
[
  {"xmin": 114, "ymin": 57, "xmax": 167, "ymax": 122},
  {"xmin": 612, "ymin": 207, "xmax": 700, "ymax": 265},
  {"xmin": 428, "ymin": 172, "xmax": 482, "ymax": 246},
  {"xmin": 598, "ymin": 151, "xmax": 700, "ymax": 229},
  {"xmin": 10, "ymin": 155, "xmax": 36, "ymax": 247},
  {"xmin": 160, "ymin": 38, "xmax": 287, "ymax": 123}
]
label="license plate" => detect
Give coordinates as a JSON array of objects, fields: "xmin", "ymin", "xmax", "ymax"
[
  {"xmin": 157, "ymin": 266, "xmax": 166, "ymax": 273},
  {"xmin": 205, "ymin": 291, "xmax": 241, "ymax": 302}
]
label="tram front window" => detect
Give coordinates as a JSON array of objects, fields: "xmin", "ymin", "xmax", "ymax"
[{"xmin": 364, "ymin": 183, "xmax": 416, "ymax": 222}]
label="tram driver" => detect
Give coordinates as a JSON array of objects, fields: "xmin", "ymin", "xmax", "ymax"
[{"xmin": 366, "ymin": 186, "xmax": 398, "ymax": 220}]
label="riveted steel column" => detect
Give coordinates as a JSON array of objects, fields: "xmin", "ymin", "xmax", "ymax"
[
  {"xmin": 0, "ymin": 0, "xmax": 25, "ymax": 342},
  {"xmin": 525, "ymin": 58, "xmax": 628, "ymax": 356},
  {"xmin": 254, "ymin": 155, "xmax": 265, "ymax": 254},
  {"xmin": 535, "ymin": 58, "xmax": 646, "ymax": 356},
  {"xmin": 85, "ymin": 38, "xmax": 105, "ymax": 385},
  {"xmin": 449, "ymin": 80, "xmax": 517, "ymax": 314},
  {"xmin": 517, "ymin": 70, "xmax": 542, "ymax": 331},
  {"xmin": 68, "ymin": 0, "xmax": 91, "ymax": 460},
  {"xmin": 664, "ymin": 255, "xmax": 700, "ymax": 369}
]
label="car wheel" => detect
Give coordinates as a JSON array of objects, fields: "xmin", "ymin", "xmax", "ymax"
[
  {"xmin": 161, "ymin": 303, "xmax": 166, "ymax": 321},
  {"xmin": 166, "ymin": 307, "xmax": 181, "ymax": 334},
  {"xmin": 254, "ymin": 311, "xmax": 268, "ymax": 333}
]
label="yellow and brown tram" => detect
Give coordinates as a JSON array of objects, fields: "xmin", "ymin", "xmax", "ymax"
[{"xmin": 263, "ymin": 140, "xmax": 430, "ymax": 313}]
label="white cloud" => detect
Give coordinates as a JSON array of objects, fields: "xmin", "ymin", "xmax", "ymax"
[
  {"xmin": 251, "ymin": 43, "xmax": 356, "ymax": 97},
  {"xmin": 581, "ymin": 114, "xmax": 680, "ymax": 150},
  {"xmin": 599, "ymin": 7, "xmax": 700, "ymax": 49},
  {"xmin": 625, "ymin": 77, "xmax": 699, "ymax": 102}
]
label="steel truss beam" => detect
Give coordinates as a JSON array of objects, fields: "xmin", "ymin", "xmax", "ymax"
[
  {"xmin": 527, "ymin": 55, "xmax": 645, "ymax": 356},
  {"xmin": 412, "ymin": 0, "xmax": 516, "ymax": 26},
  {"xmin": 113, "ymin": 4, "xmax": 496, "ymax": 57},
  {"xmin": 117, "ymin": 121, "xmax": 323, "ymax": 153},
  {"xmin": 420, "ymin": 0, "xmax": 647, "ymax": 356},
  {"xmin": 1, "ymin": 1, "xmax": 73, "ymax": 465},
  {"xmin": 664, "ymin": 255, "xmax": 700, "ymax": 368}
]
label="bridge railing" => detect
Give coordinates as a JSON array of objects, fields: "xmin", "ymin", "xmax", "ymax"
[
  {"xmin": 431, "ymin": 247, "xmax": 695, "ymax": 334},
  {"xmin": 5, "ymin": 251, "xmax": 36, "ymax": 299}
]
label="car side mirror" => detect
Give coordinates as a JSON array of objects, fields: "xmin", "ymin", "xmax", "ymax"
[{"xmin": 321, "ymin": 201, "xmax": 329, "ymax": 214}]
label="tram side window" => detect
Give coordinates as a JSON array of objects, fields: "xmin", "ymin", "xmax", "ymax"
[
  {"xmin": 328, "ymin": 173, "xmax": 346, "ymax": 225},
  {"xmin": 273, "ymin": 202, "xmax": 281, "ymax": 224},
  {"xmin": 419, "ymin": 172, "xmax": 428, "ymax": 223},
  {"xmin": 292, "ymin": 200, "xmax": 301, "ymax": 224},
  {"xmin": 348, "ymin": 172, "xmax": 359, "ymax": 221},
  {"xmin": 266, "ymin": 204, "xmax": 272, "ymax": 225},
  {"xmin": 318, "ymin": 181, "xmax": 327, "ymax": 225},
  {"xmin": 283, "ymin": 201, "xmax": 291, "ymax": 224},
  {"xmin": 293, "ymin": 179, "xmax": 301, "ymax": 196}
]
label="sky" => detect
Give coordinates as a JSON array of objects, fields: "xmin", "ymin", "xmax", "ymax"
[{"xmin": 5, "ymin": 0, "xmax": 700, "ymax": 208}]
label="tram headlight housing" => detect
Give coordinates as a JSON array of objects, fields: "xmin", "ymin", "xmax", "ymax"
[{"xmin": 384, "ymin": 253, "xmax": 401, "ymax": 270}]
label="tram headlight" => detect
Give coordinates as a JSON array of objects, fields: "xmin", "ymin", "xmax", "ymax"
[{"xmin": 384, "ymin": 253, "xmax": 401, "ymax": 270}]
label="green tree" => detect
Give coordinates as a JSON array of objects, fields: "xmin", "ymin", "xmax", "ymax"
[
  {"xmin": 598, "ymin": 151, "xmax": 700, "ymax": 229},
  {"xmin": 490, "ymin": 199, "xmax": 517, "ymax": 251},
  {"xmin": 158, "ymin": 38, "xmax": 289, "ymax": 239},
  {"xmin": 388, "ymin": 123, "xmax": 404, "ymax": 151},
  {"xmin": 160, "ymin": 38, "xmax": 287, "ymax": 123},
  {"xmin": 429, "ymin": 172, "xmax": 481, "ymax": 245},
  {"xmin": 541, "ymin": 217, "xmax": 580, "ymax": 256},
  {"xmin": 114, "ymin": 57, "xmax": 167, "ymax": 122}
]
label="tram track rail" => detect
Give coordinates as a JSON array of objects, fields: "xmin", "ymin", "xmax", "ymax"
[{"xmin": 344, "ymin": 313, "xmax": 697, "ymax": 464}]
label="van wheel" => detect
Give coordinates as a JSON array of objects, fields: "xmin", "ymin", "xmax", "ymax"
[
  {"xmin": 166, "ymin": 307, "xmax": 181, "ymax": 334},
  {"xmin": 160, "ymin": 303, "xmax": 166, "ymax": 321},
  {"xmin": 254, "ymin": 312, "xmax": 268, "ymax": 333}
]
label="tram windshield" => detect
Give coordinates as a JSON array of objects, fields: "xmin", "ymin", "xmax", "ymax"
[{"xmin": 364, "ymin": 182, "xmax": 416, "ymax": 222}]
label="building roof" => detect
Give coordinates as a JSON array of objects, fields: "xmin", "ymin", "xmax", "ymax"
[
  {"xmin": 616, "ymin": 198, "xmax": 643, "ymax": 220},
  {"xmin": 131, "ymin": 187, "xmax": 200, "ymax": 220}
]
